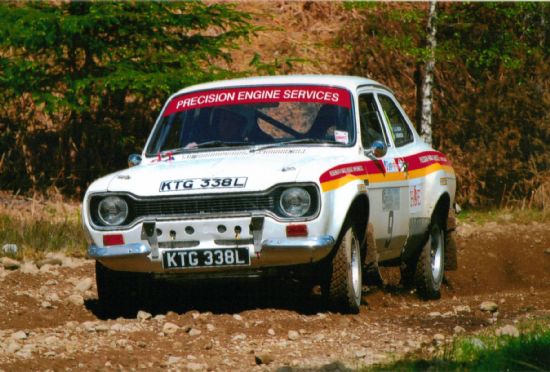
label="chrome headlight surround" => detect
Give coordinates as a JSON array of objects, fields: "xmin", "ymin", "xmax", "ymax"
[
  {"xmin": 279, "ymin": 187, "xmax": 312, "ymax": 218},
  {"xmin": 97, "ymin": 196, "xmax": 129, "ymax": 226}
]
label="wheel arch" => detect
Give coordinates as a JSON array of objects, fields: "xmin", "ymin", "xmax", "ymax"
[
  {"xmin": 432, "ymin": 192, "xmax": 451, "ymax": 228},
  {"xmin": 323, "ymin": 192, "xmax": 370, "ymax": 261},
  {"xmin": 348, "ymin": 193, "xmax": 369, "ymax": 248},
  {"xmin": 402, "ymin": 191, "xmax": 451, "ymax": 264}
]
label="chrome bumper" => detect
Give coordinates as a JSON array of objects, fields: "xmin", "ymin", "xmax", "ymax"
[
  {"xmin": 88, "ymin": 243, "xmax": 151, "ymax": 258},
  {"xmin": 261, "ymin": 236, "xmax": 335, "ymax": 262},
  {"xmin": 88, "ymin": 236, "xmax": 335, "ymax": 271}
]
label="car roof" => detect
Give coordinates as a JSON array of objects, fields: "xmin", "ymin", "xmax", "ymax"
[{"xmin": 173, "ymin": 75, "xmax": 392, "ymax": 96}]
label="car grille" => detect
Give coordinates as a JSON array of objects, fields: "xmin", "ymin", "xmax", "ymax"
[
  {"xmin": 89, "ymin": 185, "xmax": 319, "ymax": 227},
  {"xmin": 133, "ymin": 195, "xmax": 276, "ymax": 217}
]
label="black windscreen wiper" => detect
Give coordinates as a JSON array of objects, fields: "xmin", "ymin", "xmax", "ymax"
[
  {"xmin": 251, "ymin": 138, "xmax": 347, "ymax": 152},
  {"xmin": 194, "ymin": 140, "xmax": 249, "ymax": 148},
  {"xmin": 283, "ymin": 139, "xmax": 347, "ymax": 145},
  {"xmin": 165, "ymin": 141, "xmax": 250, "ymax": 155}
]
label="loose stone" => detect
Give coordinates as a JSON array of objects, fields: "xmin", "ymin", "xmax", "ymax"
[
  {"xmin": 163, "ymin": 322, "xmax": 179, "ymax": 335},
  {"xmin": 288, "ymin": 330, "xmax": 300, "ymax": 341},
  {"xmin": 2, "ymin": 257, "xmax": 20, "ymax": 270},
  {"xmin": 188, "ymin": 328, "xmax": 202, "ymax": 337},
  {"xmin": 496, "ymin": 325, "xmax": 519, "ymax": 337},
  {"xmin": 137, "ymin": 310, "xmax": 152, "ymax": 321},
  {"xmin": 480, "ymin": 301, "xmax": 498, "ymax": 312},
  {"xmin": 255, "ymin": 353, "xmax": 274, "ymax": 365},
  {"xmin": 75, "ymin": 277, "xmax": 93, "ymax": 293}
]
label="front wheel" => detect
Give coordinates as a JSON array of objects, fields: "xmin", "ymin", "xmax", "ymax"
[
  {"xmin": 322, "ymin": 224, "xmax": 362, "ymax": 313},
  {"xmin": 96, "ymin": 261, "xmax": 153, "ymax": 312},
  {"xmin": 414, "ymin": 220, "xmax": 445, "ymax": 299}
]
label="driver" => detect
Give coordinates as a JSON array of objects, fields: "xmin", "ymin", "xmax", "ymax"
[
  {"xmin": 185, "ymin": 109, "xmax": 246, "ymax": 149},
  {"xmin": 215, "ymin": 109, "xmax": 245, "ymax": 142}
]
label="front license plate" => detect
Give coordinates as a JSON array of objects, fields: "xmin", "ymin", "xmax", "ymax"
[{"xmin": 162, "ymin": 248, "xmax": 250, "ymax": 269}]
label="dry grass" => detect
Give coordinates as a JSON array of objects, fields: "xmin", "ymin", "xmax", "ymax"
[
  {"xmin": 0, "ymin": 190, "xmax": 80, "ymax": 223},
  {"xmin": 0, "ymin": 190, "xmax": 86, "ymax": 260}
]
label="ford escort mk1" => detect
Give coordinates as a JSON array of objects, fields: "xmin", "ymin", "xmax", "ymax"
[{"xmin": 82, "ymin": 75, "xmax": 457, "ymax": 313}]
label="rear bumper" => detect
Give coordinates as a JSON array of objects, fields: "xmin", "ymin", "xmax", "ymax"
[{"xmin": 89, "ymin": 235, "xmax": 335, "ymax": 273}]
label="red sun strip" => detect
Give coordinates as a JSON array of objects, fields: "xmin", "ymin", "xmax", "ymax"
[{"xmin": 163, "ymin": 86, "xmax": 351, "ymax": 117}]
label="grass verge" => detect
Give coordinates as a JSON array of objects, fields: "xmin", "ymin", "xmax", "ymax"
[
  {"xmin": 457, "ymin": 208, "xmax": 550, "ymax": 225},
  {"xmin": 0, "ymin": 213, "xmax": 87, "ymax": 260},
  {"xmin": 369, "ymin": 321, "xmax": 550, "ymax": 371}
]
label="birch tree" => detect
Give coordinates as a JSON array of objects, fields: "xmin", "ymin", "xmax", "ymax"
[{"xmin": 420, "ymin": 0, "xmax": 437, "ymax": 145}]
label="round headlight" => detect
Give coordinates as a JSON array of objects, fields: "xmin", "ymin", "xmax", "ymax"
[
  {"xmin": 98, "ymin": 196, "xmax": 128, "ymax": 226},
  {"xmin": 280, "ymin": 187, "xmax": 311, "ymax": 217}
]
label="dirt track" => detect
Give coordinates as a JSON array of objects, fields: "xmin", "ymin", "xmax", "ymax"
[{"xmin": 1, "ymin": 221, "xmax": 549, "ymax": 371}]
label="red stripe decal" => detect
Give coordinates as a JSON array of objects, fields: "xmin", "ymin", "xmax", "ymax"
[
  {"xmin": 319, "ymin": 162, "xmax": 369, "ymax": 183},
  {"xmin": 319, "ymin": 151, "xmax": 452, "ymax": 185},
  {"xmin": 403, "ymin": 151, "xmax": 451, "ymax": 171}
]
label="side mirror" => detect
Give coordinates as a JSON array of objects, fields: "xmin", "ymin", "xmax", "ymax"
[
  {"xmin": 366, "ymin": 140, "xmax": 387, "ymax": 159},
  {"xmin": 128, "ymin": 154, "xmax": 142, "ymax": 167}
]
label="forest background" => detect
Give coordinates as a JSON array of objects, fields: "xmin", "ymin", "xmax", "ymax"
[{"xmin": 0, "ymin": 1, "xmax": 548, "ymax": 209}]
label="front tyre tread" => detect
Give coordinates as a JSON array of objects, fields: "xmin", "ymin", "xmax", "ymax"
[{"xmin": 324, "ymin": 224, "xmax": 362, "ymax": 313}]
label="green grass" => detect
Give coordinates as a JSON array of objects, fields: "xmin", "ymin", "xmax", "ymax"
[
  {"xmin": 368, "ymin": 322, "xmax": 550, "ymax": 371},
  {"xmin": 0, "ymin": 214, "xmax": 88, "ymax": 260},
  {"xmin": 457, "ymin": 208, "xmax": 550, "ymax": 225}
]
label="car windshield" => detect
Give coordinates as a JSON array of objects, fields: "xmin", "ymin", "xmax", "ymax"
[{"xmin": 146, "ymin": 85, "xmax": 355, "ymax": 155}]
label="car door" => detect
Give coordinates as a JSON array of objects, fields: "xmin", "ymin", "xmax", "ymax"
[{"xmin": 358, "ymin": 91, "xmax": 409, "ymax": 261}]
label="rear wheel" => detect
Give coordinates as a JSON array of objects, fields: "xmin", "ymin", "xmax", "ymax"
[
  {"xmin": 414, "ymin": 220, "xmax": 445, "ymax": 299},
  {"xmin": 323, "ymin": 224, "xmax": 362, "ymax": 313}
]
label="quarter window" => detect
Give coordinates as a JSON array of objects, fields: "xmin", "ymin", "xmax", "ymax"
[
  {"xmin": 378, "ymin": 95, "xmax": 414, "ymax": 147},
  {"xmin": 358, "ymin": 94, "xmax": 387, "ymax": 148}
]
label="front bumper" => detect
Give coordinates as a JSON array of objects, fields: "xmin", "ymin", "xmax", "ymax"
[{"xmin": 89, "ymin": 236, "xmax": 334, "ymax": 273}]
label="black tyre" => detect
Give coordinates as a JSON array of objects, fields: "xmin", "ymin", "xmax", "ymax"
[
  {"xmin": 414, "ymin": 219, "xmax": 445, "ymax": 299},
  {"xmin": 323, "ymin": 224, "xmax": 362, "ymax": 313},
  {"xmin": 95, "ymin": 261, "xmax": 153, "ymax": 311}
]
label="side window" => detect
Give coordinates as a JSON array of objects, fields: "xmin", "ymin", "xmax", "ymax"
[
  {"xmin": 358, "ymin": 93, "xmax": 387, "ymax": 148},
  {"xmin": 378, "ymin": 95, "xmax": 414, "ymax": 147}
]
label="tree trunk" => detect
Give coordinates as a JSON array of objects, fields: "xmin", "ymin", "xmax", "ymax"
[
  {"xmin": 420, "ymin": 0, "xmax": 437, "ymax": 146},
  {"xmin": 414, "ymin": 62, "xmax": 424, "ymax": 132}
]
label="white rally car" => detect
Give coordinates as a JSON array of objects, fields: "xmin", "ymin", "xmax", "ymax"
[{"xmin": 82, "ymin": 75, "xmax": 457, "ymax": 313}]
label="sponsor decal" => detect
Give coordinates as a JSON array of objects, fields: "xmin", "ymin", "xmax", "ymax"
[
  {"xmin": 334, "ymin": 130, "xmax": 349, "ymax": 144},
  {"xmin": 382, "ymin": 158, "xmax": 406, "ymax": 173},
  {"xmin": 160, "ymin": 177, "xmax": 248, "ymax": 192},
  {"xmin": 419, "ymin": 154, "xmax": 446, "ymax": 164},
  {"xmin": 409, "ymin": 179, "xmax": 423, "ymax": 213},
  {"xmin": 382, "ymin": 188, "xmax": 400, "ymax": 211},
  {"xmin": 163, "ymin": 86, "xmax": 351, "ymax": 116}
]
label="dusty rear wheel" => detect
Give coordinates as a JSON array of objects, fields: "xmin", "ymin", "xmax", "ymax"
[
  {"xmin": 323, "ymin": 224, "xmax": 362, "ymax": 313},
  {"xmin": 414, "ymin": 220, "xmax": 445, "ymax": 299}
]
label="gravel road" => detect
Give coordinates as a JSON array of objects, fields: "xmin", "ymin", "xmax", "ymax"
[{"xmin": 1, "ymin": 221, "xmax": 549, "ymax": 371}]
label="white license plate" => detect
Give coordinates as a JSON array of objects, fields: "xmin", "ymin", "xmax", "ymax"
[{"xmin": 162, "ymin": 248, "xmax": 250, "ymax": 269}]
